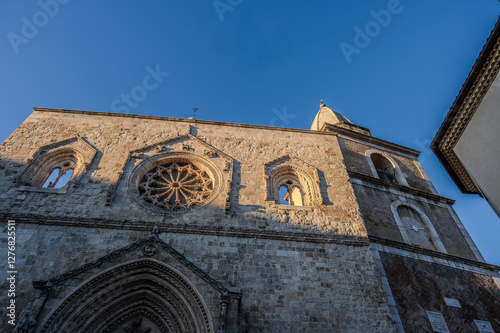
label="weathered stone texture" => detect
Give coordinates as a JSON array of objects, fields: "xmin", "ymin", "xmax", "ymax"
[
  {"xmin": 0, "ymin": 110, "xmax": 399, "ymax": 332},
  {"xmin": 351, "ymin": 182, "xmax": 477, "ymax": 260},
  {"xmin": 0, "ymin": 111, "xmax": 366, "ymax": 237},
  {"xmin": 0, "ymin": 108, "xmax": 497, "ymax": 332},
  {"xmin": 338, "ymin": 137, "xmax": 431, "ymax": 192},
  {"xmin": 380, "ymin": 252, "xmax": 500, "ymax": 332},
  {"xmin": 350, "ymin": 183, "xmax": 405, "ymax": 243},
  {"xmin": 0, "ymin": 223, "xmax": 396, "ymax": 332}
]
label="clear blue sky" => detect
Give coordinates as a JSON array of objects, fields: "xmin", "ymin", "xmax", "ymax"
[{"xmin": 1, "ymin": 1, "xmax": 499, "ymax": 264}]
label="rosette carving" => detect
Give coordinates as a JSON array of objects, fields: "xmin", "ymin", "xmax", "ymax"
[{"xmin": 139, "ymin": 162, "xmax": 213, "ymax": 210}]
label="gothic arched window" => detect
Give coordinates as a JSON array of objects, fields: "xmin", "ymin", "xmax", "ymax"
[
  {"xmin": 17, "ymin": 137, "xmax": 97, "ymax": 193},
  {"xmin": 27, "ymin": 151, "xmax": 81, "ymax": 188},
  {"xmin": 264, "ymin": 157, "xmax": 322, "ymax": 207},
  {"xmin": 18, "ymin": 148, "xmax": 88, "ymax": 192},
  {"xmin": 41, "ymin": 161, "xmax": 75, "ymax": 189}
]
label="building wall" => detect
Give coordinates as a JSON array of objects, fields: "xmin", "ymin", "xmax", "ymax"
[
  {"xmin": 379, "ymin": 250, "xmax": 500, "ymax": 332},
  {"xmin": 0, "ymin": 109, "xmax": 398, "ymax": 332},
  {"xmin": 0, "ymin": 110, "xmax": 366, "ymax": 236},
  {"xmin": 453, "ymin": 71, "xmax": 500, "ymax": 217},
  {"xmin": 0, "ymin": 223, "xmax": 399, "ymax": 332},
  {"xmin": 336, "ymin": 136, "xmax": 478, "ymax": 260},
  {"xmin": 1, "ymin": 109, "xmax": 498, "ymax": 332},
  {"xmin": 337, "ymin": 137, "xmax": 431, "ymax": 192},
  {"xmin": 350, "ymin": 182, "xmax": 478, "ymax": 260}
]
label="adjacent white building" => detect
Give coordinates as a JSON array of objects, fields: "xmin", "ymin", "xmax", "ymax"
[{"xmin": 432, "ymin": 18, "xmax": 500, "ymax": 218}]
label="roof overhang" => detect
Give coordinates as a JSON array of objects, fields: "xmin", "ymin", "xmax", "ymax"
[{"xmin": 431, "ymin": 17, "xmax": 500, "ymax": 194}]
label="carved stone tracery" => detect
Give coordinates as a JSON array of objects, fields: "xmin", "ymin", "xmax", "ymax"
[
  {"xmin": 17, "ymin": 136, "xmax": 96, "ymax": 188},
  {"xmin": 138, "ymin": 162, "xmax": 213, "ymax": 210},
  {"xmin": 264, "ymin": 155, "xmax": 323, "ymax": 206},
  {"xmin": 128, "ymin": 152, "xmax": 222, "ymax": 213}
]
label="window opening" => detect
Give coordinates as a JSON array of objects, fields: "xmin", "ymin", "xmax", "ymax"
[
  {"xmin": 42, "ymin": 168, "xmax": 74, "ymax": 189},
  {"xmin": 371, "ymin": 153, "xmax": 398, "ymax": 184},
  {"xmin": 291, "ymin": 187, "xmax": 303, "ymax": 206},
  {"xmin": 280, "ymin": 185, "xmax": 289, "ymax": 205},
  {"xmin": 279, "ymin": 182, "xmax": 304, "ymax": 206},
  {"xmin": 42, "ymin": 168, "xmax": 60, "ymax": 188}
]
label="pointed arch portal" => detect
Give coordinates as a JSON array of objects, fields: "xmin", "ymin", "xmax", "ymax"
[{"xmin": 39, "ymin": 260, "xmax": 215, "ymax": 333}]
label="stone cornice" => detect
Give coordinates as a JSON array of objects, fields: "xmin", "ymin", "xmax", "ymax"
[
  {"xmin": 32, "ymin": 107, "xmax": 338, "ymax": 137},
  {"xmin": 369, "ymin": 235, "xmax": 500, "ymax": 272},
  {"xmin": 431, "ymin": 18, "xmax": 500, "ymax": 194},
  {"xmin": 31, "ymin": 107, "xmax": 421, "ymax": 157},
  {"xmin": 348, "ymin": 171, "xmax": 455, "ymax": 205},
  {"xmin": 324, "ymin": 123, "xmax": 421, "ymax": 157},
  {"xmin": 0, "ymin": 213, "xmax": 370, "ymax": 246}
]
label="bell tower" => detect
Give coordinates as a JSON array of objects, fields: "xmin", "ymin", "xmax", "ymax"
[{"xmin": 313, "ymin": 100, "xmax": 500, "ymax": 332}]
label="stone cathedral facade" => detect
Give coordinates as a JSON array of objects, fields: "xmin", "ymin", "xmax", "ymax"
[{"xmin": 0, "ymin": 104, "xmax": 499, "ymax": 332}]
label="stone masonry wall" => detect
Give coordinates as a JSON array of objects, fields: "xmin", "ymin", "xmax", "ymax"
[
  {"xmin": 0, "ymin": 222, "xmax": 397, "ymax": 332},
  {"xmin": 338, "ymin": 137, "xmax": 431, "ymax": 192},
  {"xmin": 0, "ymin": 110, "xmax": 366, "ymax": 237},
  {"xmin": 380, "ymin": 252, "xmax": 500, "ymax": 332},
  {"xmin": 351, "ymin": 182, "xmax": 477, "ymax": 260},
  {"xmin": 0, "ymin": 110, "xmax": 398, "ymax": 332}
]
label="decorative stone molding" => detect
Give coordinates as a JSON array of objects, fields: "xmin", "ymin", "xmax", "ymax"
[
  {"xmin": 34, "ymin": 236, "xmax": 241, "ymax": 333},
  {"xmin": 107, "ymin": 134, "xmax": 234, "ymax": 212},
  {"xmin": 369, "ymin": 236, "xmax": 500, "ymax": 273},
  {"xmin": 348, "ymin": 171, "xmax": 455, "ymax": 205},
  {"xmin": 138, "ymin": 160, "xmax": 214, "ymax": 210},
  {"xmin": 39, "ymin": 260, "xmax": 214, "ymax": 332},
  {"xmin": 263, "ymin": 155, "xmax": 323, "ymax": 206},
  {"xmin": 16, "ymin": 136, "xmax": 96, "ymax": 189},
  {"xmin": 390, "ymin": 200, "xmax": 447, "ymax": 253},
  {"xmin": 128, "ymin": 153, "xmax": 221, "ymax": 213},
  {"xmin": 4, "ymin": 213, "xmax": 372, "ymax": 247},
  {"xmin": 433, "ymin": 30, "xmax": 500, "ymax": 194}
]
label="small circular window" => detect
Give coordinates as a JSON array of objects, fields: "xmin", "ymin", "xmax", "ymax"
[{"xmin": 128, "ymin": 153, "xmax": 220, "ymax": 213}]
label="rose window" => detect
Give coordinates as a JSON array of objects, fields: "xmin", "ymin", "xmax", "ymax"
[{"xmin": 138, "ymin": 162, "xmax": 213, "ymax": 210}]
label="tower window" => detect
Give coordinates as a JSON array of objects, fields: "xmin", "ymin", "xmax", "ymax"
[
  {"xmin": 397, "ymin": 205, "xmax": 437, "ymax": 251},
  {"xmin": 371, "ymin": 153, "xmax": 398, "ymax": 184}
]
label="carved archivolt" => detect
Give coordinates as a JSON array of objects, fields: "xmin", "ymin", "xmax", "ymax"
[
  {"xmin": 38, "ymin": 260, "xmax": 215, "ymax": 333},
  {"xmin": 18, "ymin": 136, "xmax": 96, "ymax": 187},
  {"xmin": 128, "ymin": 152, "xmax": 222, "ymax": 213},
  {"xmin": 264, "ymin": 155, "xmax": 323, "ymax": 206}
]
